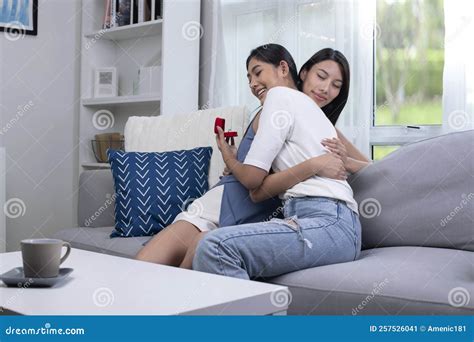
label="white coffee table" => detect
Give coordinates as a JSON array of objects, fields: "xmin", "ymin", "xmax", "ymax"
[{"xmin": 0, "ymin": 248, "xmax": 289, "ymax": 315}]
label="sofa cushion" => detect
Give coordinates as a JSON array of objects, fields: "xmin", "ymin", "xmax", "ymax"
[
  {"xmin": 78, "ymin": 170, "xmax": 115, "ymax": 227},
  {"xmin": 268, "ymin": 246, "xmax": 474, "ymax": 315},
  {"xmin": 108, "ymin": 147, "xmax": 213, "ymax": 237},
  {"xmin": 349, "ymin": 130, "xmax": 474, "ymax": 251},
  {"xmin": 53, "ymin": 227, "xmax": 150, "ymax": 258},
  {"xmin": 124, "ymin": 106, "xmax": 250, "ymax": 187}
]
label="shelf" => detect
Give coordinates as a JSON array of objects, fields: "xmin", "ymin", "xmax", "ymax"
[
  {"xmin": 84, "ymin": 20, "xmax": 163, "ymax": 41},
  {"xmin": 82, "ymin": 162, "xmax": 111, "ymax": 170},
  {"xmin": 82, "ymin": 95, "xmax": 161, "ymax": 107}
]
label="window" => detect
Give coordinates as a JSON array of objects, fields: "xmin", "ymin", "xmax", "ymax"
[
  {"xmin": 372, "ymin": 145, "xmax": 400, "ymax": 161},
  {"xmin": 207, "ymin": 0, "xmax": 471, "ymax": 162},
  {"xmin": 372, "ymin": 0, "xmax": 445, "ymax": 159}
]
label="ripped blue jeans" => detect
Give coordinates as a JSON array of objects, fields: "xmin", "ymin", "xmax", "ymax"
[{"xmin": 193, "ymin": 196, "xmax": 362, "ymax": 280}]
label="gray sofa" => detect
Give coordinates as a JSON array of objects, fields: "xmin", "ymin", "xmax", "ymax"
[{"xmin": 54, "ymin": 130, "xmax": 474, "ymax": 315}]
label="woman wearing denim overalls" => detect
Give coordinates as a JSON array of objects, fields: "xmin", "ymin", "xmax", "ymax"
[
  {"xmin": 137, "ymin": 45, "xmax": 369, "ymax": 270},
  {"xmin": 193, "ymin": 44, "xmax": 368, "ymax": 279}
]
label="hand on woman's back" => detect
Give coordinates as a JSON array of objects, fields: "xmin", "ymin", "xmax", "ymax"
[{"xmin": 318, "ymin": 153, "xmax": 347, "ymax": 180}]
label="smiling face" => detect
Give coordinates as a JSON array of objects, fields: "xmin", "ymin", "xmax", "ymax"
[
  {"xmin": 300, "ymin": 60, "xmax": 343, "ymax": 108},
  {"xmin": 247, "ymin": 57, "xmax": 289, "ymax": 104}
]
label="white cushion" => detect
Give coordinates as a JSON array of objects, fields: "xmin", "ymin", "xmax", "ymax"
[{"xmin": 124, "ymin": 106, "xmax": 250, "ymax": 187}]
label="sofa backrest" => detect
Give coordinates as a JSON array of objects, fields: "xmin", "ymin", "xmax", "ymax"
[
  {"xmin": 124, "ymin": 106, "xmax": 250, "ymax": 187},
  {"xmin": 349, "ymin": 130, "xmax": 474, "ymax": 252}
]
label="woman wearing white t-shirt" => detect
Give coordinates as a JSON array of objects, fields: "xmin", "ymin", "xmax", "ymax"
[{"xmin": 193, "ymin": 45, "xmax": 363, "ymax": 279}]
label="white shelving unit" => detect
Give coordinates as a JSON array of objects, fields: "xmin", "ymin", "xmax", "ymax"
[
  {"xmin": 84, "ymin": 20, "xmax": 163, "ymax": 41},
  {"xmin": 81, "ymin": 94, "xmax": 161, "ymax": 107},
  {"xmin": 79, "ymin": 0, "xmax": 200, "ymax": 169}
]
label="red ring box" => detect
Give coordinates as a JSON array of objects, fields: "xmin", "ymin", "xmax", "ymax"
[{"xmin": 214, "ymin": 117, "xmax": 238, "ymax": 138}]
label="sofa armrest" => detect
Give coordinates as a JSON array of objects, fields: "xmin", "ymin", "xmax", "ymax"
[{"xmin": 78, "ymin": 170, "xmax": 115, "ymax": 228}]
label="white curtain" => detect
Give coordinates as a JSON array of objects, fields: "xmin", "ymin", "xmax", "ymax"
[
  {"xmin": 443, "ymin": 0, "xmax": 474, "ymax": 132},
  {"xmin": 200, "ymin": 0, "xmax": 374, "ymax": 156}
]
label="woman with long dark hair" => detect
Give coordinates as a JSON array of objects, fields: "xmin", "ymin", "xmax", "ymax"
[
  {"xmin": 193, "ymin": 44, "xmax": 367, "ymax": 279},
  {"xmin": 137, "ymin": 45, "xmax": 369, "ymax": 270}
]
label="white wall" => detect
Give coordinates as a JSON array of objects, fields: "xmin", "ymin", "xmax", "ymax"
[{"xmin": 0, "ymin": 0, "xmax": 81, "ymax": 251}]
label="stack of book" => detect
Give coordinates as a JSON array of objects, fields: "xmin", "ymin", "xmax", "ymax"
[{"xmin": 103, "ymin": 0, "xmax": 162, "ymax": 29}]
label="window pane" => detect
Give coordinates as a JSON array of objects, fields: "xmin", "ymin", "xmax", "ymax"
[
  {"xmin": 372, "ymin": 145, "xmax": 400, "ymax": 161},
  {"xmin": 375, "ymin": 0, "xmax": 444, "ymax": 126}
]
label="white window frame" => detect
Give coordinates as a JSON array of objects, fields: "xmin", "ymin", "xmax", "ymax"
[{"xmin": 370, "ymin": 0, "xmax": 447, "ymax": 157}]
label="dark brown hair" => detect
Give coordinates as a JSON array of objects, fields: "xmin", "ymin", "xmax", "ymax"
[{"xmin": 299, "ymin": 48, "xmax": 350, "ymax": 125}]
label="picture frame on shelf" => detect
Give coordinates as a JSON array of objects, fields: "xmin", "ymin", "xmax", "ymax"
[
  {"xmin": 0, "ymin": 0, "xmax": 38, "ymax": 36},
  {"xmin": 94, "ymin": 67, "xmax": 118, "ymax": 98}
]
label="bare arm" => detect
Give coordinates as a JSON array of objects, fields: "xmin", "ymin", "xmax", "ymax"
[
  {"xmin": 322, "ymin": 128, "xmax": 371, "ymax": 174},
  {"xmin": 335, "ymin": 128, "xmax": 370, "ymax": 162}
]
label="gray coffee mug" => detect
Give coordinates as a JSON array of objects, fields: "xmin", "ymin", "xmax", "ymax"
[{"xmin": 21, "ymin": 239, "xmax": 71, "ymax": 278}]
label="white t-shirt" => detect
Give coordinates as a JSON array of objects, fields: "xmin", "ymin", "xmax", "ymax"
[{"xmin": 244, "ymin": 86, "xmax": 358, "ymax": 214}]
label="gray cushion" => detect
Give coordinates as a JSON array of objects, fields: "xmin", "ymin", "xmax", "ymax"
[
  {"xmin": 269, "ymin": 246, "xmax": 474, "ymax": 315},
  {"xmin": 349, "ymin": 130, "xmax": 474, "ymax": 251},
  {"xmin": 78, "ymin": 170, "xmax": 115, "ymax": 228},
  {"xmin": 53, "ymin": 226, "xmax": 151, "ymax": 258}
]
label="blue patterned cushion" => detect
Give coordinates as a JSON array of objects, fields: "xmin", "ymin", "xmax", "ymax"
[{"xmin": 107, "ymin": 147, "xmax": 213, "ymax": 237}]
